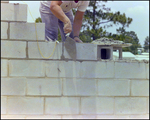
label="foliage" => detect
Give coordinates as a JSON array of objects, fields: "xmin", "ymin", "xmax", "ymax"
[
  {"xmin": 35, "ymin": 17, "xmax": 42, "ymax": 23},
  {"xmin": 116, "ymin": 13, "xmax": 133, "ymax": 35},
  {"xmin": 144, "ymin": 36, "xmax": 149, "ymax": 52},
  {"xmin": 79, "ymin": 1, "xmax": 133, "ymax": 42}
]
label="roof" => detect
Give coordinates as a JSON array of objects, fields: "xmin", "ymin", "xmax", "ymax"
[
  {"xmin": 141, "ymin": 53, "xmax": 149, "ymax": 56},
  {"xmin": 113, "ymin": 52, "xmax": 135, "ymax": 58},
  {"xmin": 135, "ymin": 57, "xmax": 149, "ymax": 61},
  {"xmin": 135, "ymin": 53, "xmax": 149, "ymax": 61}
]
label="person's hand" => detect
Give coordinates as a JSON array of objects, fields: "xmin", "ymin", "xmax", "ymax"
[
  {"xmin": 63, "ymin": 19, "xmax": 72, "ymax": 34},
  {"xmin": 74, "ymin": 37, "xmax": 83, "ymax": 43}
]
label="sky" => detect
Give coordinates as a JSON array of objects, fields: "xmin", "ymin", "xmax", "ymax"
[{"xmin": 9, "ymin": 1, "xmax": 149, "ymax": 47}]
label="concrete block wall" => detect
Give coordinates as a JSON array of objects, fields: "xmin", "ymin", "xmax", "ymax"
[{"xmin": 1, "ymin": 2, "xmax": 149, "ymax": 119}]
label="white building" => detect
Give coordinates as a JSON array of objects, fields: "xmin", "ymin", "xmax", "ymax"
[
  {"xmin": 113, "ymin": 51, "xmax": 136, "ymax": 60},
  {"xmin": 113, "ymin": 51, "xmax": 149, "ymax": 61},
  {"xmin": 135, "ymin": 52, "xmax": 149, "ymax": 61}
]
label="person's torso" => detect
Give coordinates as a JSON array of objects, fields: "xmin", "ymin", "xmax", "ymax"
[
  {"xmin": 60, "ymin": 1, "xmax": 81, "ymax": 13},
  {"xmin": 40, "ymin": 1, "xmax": 89, "ymax": 13}
]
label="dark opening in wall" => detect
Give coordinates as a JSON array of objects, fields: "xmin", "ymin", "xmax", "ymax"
[{"xmin": 101, "ymin": 49, "xmax": 111, "ymax": 59}]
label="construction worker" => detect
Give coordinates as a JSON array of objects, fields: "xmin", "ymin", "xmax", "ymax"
[{"xmin": 39, "ymin": 1, "xmax": 89, "ymax": 43}]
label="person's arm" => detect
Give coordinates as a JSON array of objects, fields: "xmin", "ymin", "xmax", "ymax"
[
  {"xmin": 50, "ymin": 1, "xmax": 72, "ymax": 33},
  {"xmin": 73, "ymin": 10, "xmax": 85, "ymax": 43}
]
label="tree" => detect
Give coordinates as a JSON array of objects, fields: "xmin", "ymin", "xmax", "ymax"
[
  {"xmin": 144, "ymin": 36, "xmax": 149, "ymax": 52},
  {"xmin": 125, "ymin": 31, "xmax": 141, "ymax": 54},
  {"xmin": 80, "ymin": 1, "xmax": 133, "ymax": 42},
  {"xmin": 116, "ymin": 13, "xmax": 133, "ymax": 36}
]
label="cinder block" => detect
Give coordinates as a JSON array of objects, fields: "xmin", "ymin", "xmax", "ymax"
[
  {"xmin": 1, "ymin": 97, "xmax": 7, "ymax": 114},
  {"xmin": 148, "ymin": 97, "xmax": 149, "ymax": 113},
  {"xmin": 9, "ymin": 60, "xmax": 45, "ymax": 77},
  {"xmin": 98, "ymin": 79, "xmax": 130, "ymax": 96},
  {"xmin": 45, "ymin": 97, "xmax": 80, "ymax": 114},
  {"xmin": 1, "ymin": 115, "xmax": 26, "ymax": 119},
  {"xmin": 28, "ymin": 42, "xmax": 97, "ymax": 60},
  {"xmin": 80, "ymin": 61, "xmax": 115, "ymax": 78},
  {"xmin": 1, "ymin": 3, "xmax": 27, "ymax": 22},
  {"xmin": 97, "ymin": 45, "xmax": 113, "ymax": 60},
  {"xmin": 1, "ymin": 22, "xmax": 8, "ymax": 39},
  {"xmin": 27, "ymin": 78, "xmax": 62, "ymax": 96},
  {"xmin": 146, "ymin": 64, "xmax": 149, "ymax": 80},
  {"xmin": 26, "ymin": 115, "xmax": 61, "ymax": 119},
  {"xmin": 115, "ymin": 62, "xmax": 146, "ymax": 79},
  {"xmin": 10, "ymin": 23, "xmax": 45, "ymax": 40},
  {"xmin": 1, "ymin": 1, "xmax": 9, "ymax": 3},
  {"xmin": 7, "ymin": 97, "xmax": 44, "ymax": 114},
  {"xmin": 131, "ymin": 80, "xmax": 149, "ymax": 96},
  {"xmin": 63, "ymin": 43, "xmax": 97, "ymax": 60},
  {"xmin": 28, "ymin": 42, "xmax": 61, "ymax": 59},
  {"xmin": 129, "ymin": 114, "xmax": 149, "ymax": 119},
  {"xmin": 76, "ymin": 43, "xmax": 97, "ymax": 60},
  {"xmin": 81, "ymin": 97, "xmax": 114, "ymax": 114},
  {"xmin": 46, "ymin": 61, "xmax": 80, "ymax": 78},
  {"xmin": 1, "ymin": 40, "xmax": 26, "ymax": 58},
  {"xmin": 63, "ymin": 78, "xmax": 97, "ymax": 96},
  {"xmin": 96, "ymin": 115, "xmax": 129, "ymax": 119},
  {"xmin": 115, "ymin": 97, "xmax": 147, "ymax": 114},
  {"xmin": 1, "ymin": 78, "xmax": 26, "ymax": 95},
  {"xmin": 1, "ymin": 59, "xmax": 8, "ymax": 77},
  {"xmin": 62, "ymin": 115, "xmax": 97, "ymax": 119}
]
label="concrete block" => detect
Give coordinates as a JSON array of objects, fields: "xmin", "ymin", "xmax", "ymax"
[
  {"xmin": 46, "ymin": 61, "xmax": 80, "ymax": 78},
  {"xmin": 146, "ymin": 63, "xmax": 149, "ymax": 80},
  {"xmin": 10, "ymin": 23, "xmax": 45, "ymax": 40},
  {"xmin": 27, "ymin": 78, "xmax": 62, "ymax": 96},
  {"xmin": 1, "ymin": 97, "xmax": 7, "ymax": 114},
  {"xmin": 63, "ymin": 78, "xmax": 97, "ymax": 96},
  {"xmin": 115, "ymin": 97, "xmax": 147, "ymax": 114},
  {"xmin": 1, "ymin": 115, "xmax": 26, "ymax": 119},
  {"xmin": 131, "ymin": 80, "xmax": 149, "ymax": 96},
  {"xmin": 9, "ymin": 60, "xmax": 45, "ymax": 77},
  {"xmin": 28, "ymin": 42, "xmax": 97, "ymax": 60},
  {"xmin": 1, "ymin": 3, "xmax": 27, "ymax": 22},
  {"xmin": 62, "ymin": 115, "xmax": 97, "ymax": 119},
  {"xmin": 28, "ymin": 42, "xmax": 61, "ymax": 59},
  {"xmin": 129, "ymin": 114, "xmax": 149, "ymax": 119},
  {"xmin": 148, "ymin": 97, "xmax": 149, "ymax": 113},
  {"xmin": 63, "ymin": 43, "xmax": 97, "ymax": 60},
  {"xmin": 97, "ymin": 45, "xmax": 113, "ymax": 60},
  {"xmin": 1, "ymin": 1, "xmax": 9, "ymax": 3},
  {"xmin": 1, "ymin": 78, "xmax": 26, "ymax": 95},
  {"xmin": 1, "ymin": 40, "xmax": 26, "ymax": 58},
  {"xmin": 81, "ymin": 97, "xmax": 114, "ymax": 114},
  {"xmin": 80, "ymin": 61, "xmax": 115, "ymax": 78},
  {"xmin": 45, "ymin": 97, "xmax": 80, "ymax": 114},
  {"xmin": 1, "ymin": 22, "xmax": 8, "ymax": 39},
  {"xmin": 46, "ymin": 61, "xmax": 64, "ymax": 78},
  {"xmin": 7, "ymin": 97, "xmax": 44, "ymax": 114},
  {"xmin": 115, "ymin": 62, "xmax": 146, "ymax": 79},
  {"xmin": 1, "ymin": 59, "xmax": 8, "ymax": 77},
  {"xmin": 98, "ymin": 79, "xmax": 130, "ymax": 96},
  {"xmin": 96, "ymin": 115, "xmax": 129, "ymax": 119},
  {"xmin": 26, "ymin": 115, "xmax": 61, "ymax": 119},
  {"xmin": 76, "ymin": 43, "xmax": 97, "ymax": 60}
]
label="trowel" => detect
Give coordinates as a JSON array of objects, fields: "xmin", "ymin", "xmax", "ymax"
[{"xmin": 64, "ymin": 33, "xmax": 76, "ymax": 61}]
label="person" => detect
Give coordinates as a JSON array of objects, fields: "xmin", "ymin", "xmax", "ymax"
[{"xmin": 39, "ymin": 1, "xmax": 89, "ymax": 43}]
